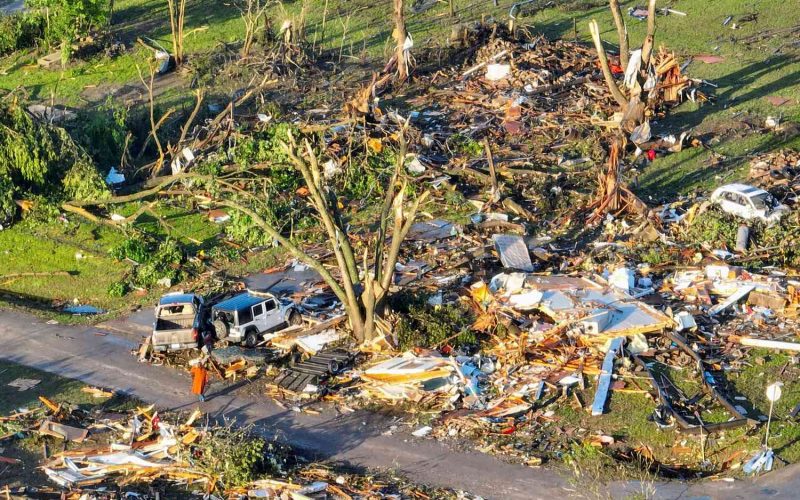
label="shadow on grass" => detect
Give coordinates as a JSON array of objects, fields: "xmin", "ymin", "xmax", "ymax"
[
  {"xmin": 635, "ymin": 129, "xmax": 800, "ymax": 202},
  {"xmin": 0, "ymin": 288, "xmax": 64, "ymax": 315},
  {"xmin": 111, "ymin": 0, "xmax": 242, "ymax": 46}
]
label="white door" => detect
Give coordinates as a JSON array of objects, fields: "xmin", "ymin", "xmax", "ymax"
[
  {"xmin": 263, "ymin": 299, "xmax": 281, "ymax": 330},
  {"xmin": 251, "ymin": 303, "xmax": 267, "ymax": 332}
]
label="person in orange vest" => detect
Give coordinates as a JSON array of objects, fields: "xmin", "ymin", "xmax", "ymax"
[{"xmin": 190, "ymin": 358, "xmax": 209, "ymax": 402}]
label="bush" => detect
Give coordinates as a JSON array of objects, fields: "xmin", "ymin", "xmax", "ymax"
[
  {"xmin": 110, "ymin": 236, "xmax": 150, "ymax": 263},
  {"xmin": 193, "ymin": 424, "xmax": 274, "ymax": 489},
  {"xmin": 684, "ymin": 207, "xmax": 739, "ymax": 249},
  {"xmin": 232, "ymin": 122, "xmax": 296, "ymax": 167},
  {"xmin": 107, "ymin": 280, "xmax": 128, "ymax": 297},
  {"xmin": 0, "ymin": 12, "xmax": 45, "ymax": 55},
  {"xmin": 110, "ymin": 235, "xmax": 186, "ymax": 293},
  {"xmin": 0, "ymin": 174, "xmax": 15, "ymax": 222},
  {"xmin": 26, "ymin": 0, "xmax": 109, "ymax": 51},
  {"xmin": 226, "ymin": 209, "xmax": 272, "ymax": 248},
  {"xmin": 72, "ymin": 98, "xmax": 128, "ymax": 167}
]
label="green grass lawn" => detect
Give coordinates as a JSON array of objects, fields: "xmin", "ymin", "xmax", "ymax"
[
  {"xmin": 0, "ymin": 219, "xmax": 130, "ymax": 315},
  {"xmin": 0, "ymin": 200, "xmax": 218, "ymax": 320}
]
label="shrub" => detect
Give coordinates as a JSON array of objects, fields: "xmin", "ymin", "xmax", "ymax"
[
  {"xmin": 226, "ymin": 209, "xmax": 273, "ymax": 248},
  {"xmin": 0, "ymin": 12, "xmax": 45, "ymax": 55},
  {"xmin": 684, "ymin": 207, "xmax": 739, "ymax": 249},
  {"xmin": 0, "ymin": 174, "xmax": 15, "ymax": 222},
  {"xmin": 110, "ymin": 236, "xmax": 150, "ymax": 263},
  {"xmin": 110, "ymin": 235, "xmax": 186, "ymax": 293},
  {"xmin": 131, "ymin": 238, "xmax": 185, "ymax": 288},
  {"xmin": 193, "ymin": 424, "xmax": 273, "ymax": 489},
  {"xmin": 107, "ymin": 280, "xmax": 128, "ymax": 297},
  {"xmin": 72, "ymin": 97, "xmax": 128, "ymax": 167},
  {"xmin": 26, "ymin": 0, "xmax": 109, "ymax": 51}
]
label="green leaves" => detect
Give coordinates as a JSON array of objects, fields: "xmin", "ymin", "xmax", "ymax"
[
  {"xmin": 0, "ymin": 98, "xmax": 110, "ymax": 224},
  {"xmin": 25, "ymin": 0, "xmax": 109, "ymax": 48},
  {"xmin": 109, "ymin": 235, "xmax": 186, "ymax": 294},
  {"xmin": 0, "ymin": 174, "xmax": 15, "ymax": 222},
  {"xmin": 0, "ymin": 12, "xmax": 45, "ymax": 55},
  {"xmin": 192, "ymin": 424, "xmax": 270, "ymax": 489}
]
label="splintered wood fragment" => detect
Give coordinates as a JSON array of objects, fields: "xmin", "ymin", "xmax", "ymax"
[
  {"xmin": 81, "ymin": 386, "xmax": 114, "ymax": 398},
  {"xmin": 709, "ymin": 285, "xmax": 755, "ymax": 315},
  {"xmin": 483, "ymin": 137, "xmax": 498, "ymax": 193},
  {"xmin": 591, "ymin": 337, "xmax": 622, "ymax": 416},
  {"xmin": 525, "ymin": 76, "xmax": 589, "ymax": 96},
  {"xmin": 183, "ymin": 408, "xmax": 202, "ymax": 427},
  {"xmin": 208, "ymin": 356, "xmax": 226, "ymax": 379},
  {"xmin": 39, "ymin": 396, "xmax": 61, "ymax": 413}
]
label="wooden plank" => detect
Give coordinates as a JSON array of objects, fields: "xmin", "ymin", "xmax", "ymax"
[
  {"xmin": 591, "ymin": 337, "xmax": 623, "ymax": 416},
  {"xmin": 709, "ymin": 284, "xmax": 755, "ymax": 315},
  {"xmin": 270, "ymin": 315, "xmax": 346, "ymax": 342},
  {"xmin": 730, "ymin": 335, "xmax": 800, "ymax": 353}
]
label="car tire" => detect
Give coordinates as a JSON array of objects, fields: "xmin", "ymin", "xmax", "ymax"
[
  {"xmin": 288, "ymin": 310, "xmax": 303, "ymax": 326},
  {"xmin": 244, "ymin": 329, "xmax": 259, "ymax": 348},
  {"xmin": 213, "ymin": 319, "xmax": 229, "ymax": 340}
]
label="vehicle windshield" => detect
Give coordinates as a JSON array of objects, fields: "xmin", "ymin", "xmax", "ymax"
[{"xmin": 750, "ymin": 192, "xmax": 775, "ymax": 210}]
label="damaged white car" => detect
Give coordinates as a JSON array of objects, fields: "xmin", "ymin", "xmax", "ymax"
[{"xmin": 710, "ymin": 183, "xmax": 788, "ymax": 225}]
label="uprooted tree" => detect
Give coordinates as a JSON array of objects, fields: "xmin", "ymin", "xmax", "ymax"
[
  {"xmin": 0, "ymin": 96, "xmax": 109, "ymax": 223},
  {"xmin": 63, "ymin": 124, "xmax": 428, "ymax": 343}
]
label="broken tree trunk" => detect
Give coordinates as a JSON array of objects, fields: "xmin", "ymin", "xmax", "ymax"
[
  {"xmin": 587, "ymin": 140, "xmax": 648, "ymax": 224},
  {"xmin": 392, "ymin": 0, "xmax": 408, "ymax": 81},
  {"xmin": 166, "ymin": 0, "xmax": 186, "ymax": 65},
  {"xmin": 588, "ymin": 20, "xmax": 628, "ymax": 108},
  {"xmin": 608, "ymin": 0, "xmax": 629, "ymax": 71},
  {"xmin": 640, "ymin": 0, "xmax": 657, "ymax": 68}
]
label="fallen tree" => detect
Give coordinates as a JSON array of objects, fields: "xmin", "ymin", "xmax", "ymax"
[
  {"xmin": 0, "ymin": 96, "xmax": 109, "ymax": 223},
  {"xmin": 64, "ymin": 123, "xmax": 427, "ymax": 343}
]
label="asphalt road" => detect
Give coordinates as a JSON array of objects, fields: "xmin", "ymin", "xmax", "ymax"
[{"xmin": 1, "ymin": 307, "xmax": 798, "ymax": 499}]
